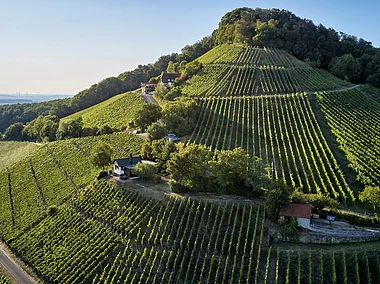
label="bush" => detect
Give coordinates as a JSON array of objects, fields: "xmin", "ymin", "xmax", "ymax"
[
  {"xmin": 47, "ymin": 205, "xmax": 58, "ymax": 216},
  {"xmin": 154, "ymin": 174, "xmax": 162, "ymax": 184},
  {"xmin": 324, "ymin": 208, "xmax": 380, "ymax": 227},
  {"xmin": 97, "ymin": 171, "xmax": 108, "ymax": 180},
  {"xmin": 169, "ymin": 180, "xmax": 189, "ymax": 193},
  {"xmin": 133, "ymin": 163, "xmax": 157, "ymax": 180}
]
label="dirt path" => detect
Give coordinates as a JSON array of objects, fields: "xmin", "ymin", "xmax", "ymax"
[
  {"xmin": 327, "ymin": 84, "xmax": 361, "ymax": 93},
  {"xmin": 0, "ymin": 245, "xmax": 36, "ymax": 284},
  {"xmin": 142, "ymin": 94, "xmax": 158, "ymax": 104}
]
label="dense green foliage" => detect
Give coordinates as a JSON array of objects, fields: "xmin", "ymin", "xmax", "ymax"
[
  {"xmin": 189, "ymin": 94, "xmax": 353, "ymax": 201},
  {"xmin": 63, "ymin": 92, "xmax": 146, "ymax": 130},
  {"xmin": 0, "ymin": 274, "xmax": 10, "ymax": 284},
  {"xmin": 167, "ymin": 145, "xmax": 271, "ymax": 195},
  {"xmin": 359, "ymin": 186, "xmax": 380, "ymax": 211},
  {"xmin": 5, "ymin": 180, "xmax": 380, "ymax": 283},
  {"xmin": 316, "ymin": 88, "xmax": 380, "ymax": 186},
  {"xmin": 0, "ymin": 132, "xmax": 142, "ymax": 242},
  {"xmin": 0, "ymin": 141, "xmax": 39, "ymax": 170},
  {"xmin": 214, "ymin": 8, "xmax": 380, "ymax": 87},
  {"xmin": 182, "ymin": 45, "xmax": 350, "ymax": 97}
]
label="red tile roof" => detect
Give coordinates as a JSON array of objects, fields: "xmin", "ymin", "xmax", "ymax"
[{"xmin": 279, "ymin": 203, "xmax": 312, "ymax": 219}]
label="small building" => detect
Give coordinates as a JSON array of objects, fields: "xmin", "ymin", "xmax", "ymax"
[
  {"xmin": 279, "ymin": 203, "xmax": 312, "ymax": 229},
  {"xmin": 161, "ymin": 72, "xmax": 180, "ymax": 86},
  {"xmin": 113, "ymin": 154, "xmax": 142, "ymax": 179}
]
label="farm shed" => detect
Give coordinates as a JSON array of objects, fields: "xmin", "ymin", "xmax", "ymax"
[{"xmin": 279, "ymin": 203, "xmax": 312, "ymax": 229}]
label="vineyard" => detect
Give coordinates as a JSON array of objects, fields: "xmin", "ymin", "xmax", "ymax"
[
  {"xmin": 7, "ymin": 181, "xmax": 380, "ymax": 283},
  {"xmin": 182, "ymin": 44, "xmax": 351, "ymax": 97},
  {"xmin": 316, "ymin": 88, "xmax": 380, "ymax": 186},
  {"xmin": 62, "ymin": 92, "xmax": 146, "ymax": 130},
  {"xmin": 188, "ymin": 93, "xmax": 353, "ymax": 201},
  {"xmin": 0, "ymin": 142, "xmax": 39, "ymax": 171},
  {"xmin": 0, "ymin": 132, "xmax": 143, "ymax": 242},
  {"xmin": 0, "ymin": 274, "xmax": 10, "ymax": 284}
]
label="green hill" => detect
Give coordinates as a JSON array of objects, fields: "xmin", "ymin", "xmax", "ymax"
[
  {"xmin": 0, "ymin": 132, "xmax": 143, "ymax": 241},
  {"xmin": 0, "ymin": 141, "xmax": 39, "ymax": 170},
  {"xmin": 6, "ymin": 180, "xmax": 380, "ymax": 283},
  {"xmin": 182, "ymin": 45, "xmax": 351, "ymax": 97},
  {"xmin": 61, "ymin": 91, "xmax": 146, "ymax": 130}
]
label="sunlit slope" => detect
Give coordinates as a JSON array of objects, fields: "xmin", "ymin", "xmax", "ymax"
[
  {"xmin": 0, "ymin": 132, "xmax": 143, "ymax": 241},
  {"xmin": 188, "ymin": 93, "xmax": 353, "ymax": 201},
  {"xmin": 0, "ymin": 142, "xmax": 39, "ymax": 170},
  {"xmin": 182, "ymin": 44, "xmax": 351, "ymax": 97},
  {"xmin": 317, "ymin": 87, "xmax": 380, "ymax": 186},
  {"xmin": 63, "ymin": 92, "xmax": 146, "ymax": 129}
]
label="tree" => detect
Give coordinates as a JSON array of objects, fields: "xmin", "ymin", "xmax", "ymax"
[
  {"xmin": 167, "ymin": 144, "xmax": 213, "ymax": 191},
  {"xmin": 56, "ymin": 117, "xmax": 83, "ymax": 140},
  {"xmin": 147, "ymin": 122, "xmax": 167, "ymax": 141},
  {"xmin": 290, "ymin": 190, "xmax": 339, "ymax": 211},
  {"xmin": 134, "ymin": 104, "xmax": 162, "ymax": 130},
  {"xmin": 154, "ymin": 84, "xmax": 169, "ymax": 100},
  {"xmin": 133, "ymin": 163, "xmax": 157, "ymax": 180},
  {"xmin": 3, "ymin": 122, "xmax": 24, "ymax": 141},
  {"xmin": 140, "ymin": 139, "xmax": 178, "ymax": 172},
  {"xmin": 265, "ymin": 181, "xmax": 293, "ymax": 221},
  {"xmin": 359, "ymin": 186, "xmax": 380, "ymax": 211},
  {"xmin": 91, "ymin": 144, "xmax": 113, "ymax": 171},
  {"xmin": 209, "ymin": 148, "xmax": 250, "ymax": 191}
]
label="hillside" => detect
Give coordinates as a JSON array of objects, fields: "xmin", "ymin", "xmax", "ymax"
[
  {"xmin": 62, "ymin": 92, "xmax": 146, "ymax": 130},
  {"xmin": 182, "ymin": 45, "xmax": 351, "ymax": 97},
  {"xmin": 0, "ymin": 142, "xmax": 39, "ymax": 170},
  {"xmin": 0, "ymin": 132, "xmax": 143, "ymax": 241},
  {"xmin": 5, "ymin": 180, "xmax": 379, "ymax": 283}
]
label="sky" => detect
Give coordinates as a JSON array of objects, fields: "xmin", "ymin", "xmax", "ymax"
[{"xmin": 0, "ymin": 0, "xmax": 379, "ymax": 95}]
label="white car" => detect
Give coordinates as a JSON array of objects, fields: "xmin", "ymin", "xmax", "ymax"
[{"xmin": 167, "ymin": 133, "xmax": 180, "ymax": 142}]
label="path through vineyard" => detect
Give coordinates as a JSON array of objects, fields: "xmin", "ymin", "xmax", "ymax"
[{"xmin": 0, "ymin": 244, "xmax": 35, "ymax": 283}]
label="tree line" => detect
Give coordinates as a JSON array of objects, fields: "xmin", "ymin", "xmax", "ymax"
[
  {"xmin": 214, "ymin": 7, "xmax": 380, "ymax": 87},
  {"xmin": 0, "ymin": 37, "xmax": 213, "ymax": 133}
]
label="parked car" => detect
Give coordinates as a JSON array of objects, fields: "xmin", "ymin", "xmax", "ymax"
[
  {"xmin": 132, "ymin": 130, "xmax": 140, "ymax": 134},
  {"xmin": 166, "ymin": 133, "xmax": 180, "ymax": 142}
]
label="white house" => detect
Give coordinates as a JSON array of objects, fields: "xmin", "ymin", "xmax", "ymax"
[
  {"xmin": 113, "ymin": 154, "xmax": 142, "ymax": 179},
  {"xmin": 279, "ymin": 203, "xmax": 312, "ymax": 229}
]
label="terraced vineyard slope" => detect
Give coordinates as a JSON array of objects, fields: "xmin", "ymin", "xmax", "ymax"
[
  {"xmin": 0, "ymin": 133, "xmax": 143, "ymax": 242},
  {"xmin": 182, "ymin": 44, "xmax": 351, "ymax": 97},
  {"xmin": 8, "ymin": 181, "xmax": 380, "ymax": 283},
  {"xmin": 188, "ymin": 94, "xmax": 353, "ymax": 201},
  {"xmin": 316, "ymin": 88, "xmax": 380, "ymax": 186},
  {"xmin": 0, "ymin": 142, "xmax": 39, "ymax": 170},
  {"xmin": 62, "ymin": 92, "xmax": 146, "ymax": 130}
]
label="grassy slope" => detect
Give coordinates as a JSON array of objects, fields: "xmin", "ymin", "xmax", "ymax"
[
  {"xmin": 62, "ymin": 91, "xmax": 146, "ymax": 129},
  {"xmin": 0, "ymin": 142, "xmax": 39, "ymax": 170}
]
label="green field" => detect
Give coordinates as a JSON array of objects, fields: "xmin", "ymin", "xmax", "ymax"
[
  {"xmin": 62, "ymin": 92, "xmax": 146, "ymax": 130},
  {"xmin": 7, "ymin": 180, "xmax": 380, "ymax": 283},
  {"xmin": 0, "ymin": 142, "xmax": 39, "ymax": 171}
]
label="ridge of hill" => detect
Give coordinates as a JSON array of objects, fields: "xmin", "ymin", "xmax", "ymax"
[
  {"xmin": 182, "ymin": 45, "xmax": 352, "ymax": 97},
  {"xmin": 62, "ymin": 91, "xmax": 146, "ymax": 130}
]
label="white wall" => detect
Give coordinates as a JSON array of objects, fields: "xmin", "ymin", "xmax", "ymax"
[{"xmin": 297, "ymin": 218, "xmax": 310, "ymax": 229}]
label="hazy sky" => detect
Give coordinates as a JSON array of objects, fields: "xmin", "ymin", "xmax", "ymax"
[{"xmin": 0, "ymin": 0, "xmax": 378, "ymax": 94}]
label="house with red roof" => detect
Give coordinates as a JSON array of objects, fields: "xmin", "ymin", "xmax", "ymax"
[{"xmin": 279, "ymin": 203, "xmax": 312, "ymax": 229}]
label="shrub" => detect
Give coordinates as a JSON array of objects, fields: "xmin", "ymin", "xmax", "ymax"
[
  {"xmin": 134, "ymin": 163, "xmax": 157, "ymax": 180},
  {"xmin": 154, "ymin": 174, "xmax": 162, "ymax": 184},
  {"xmin": 47, "ymin": 205, "xmax": 58, "ymax": 216},
  {"xmin": 97, "ymin": 171, "xmax": 108, "ymax": 180},
  {"xmin": 169, "ymin": 180, "xmax": 189, "ymax": 193}
]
